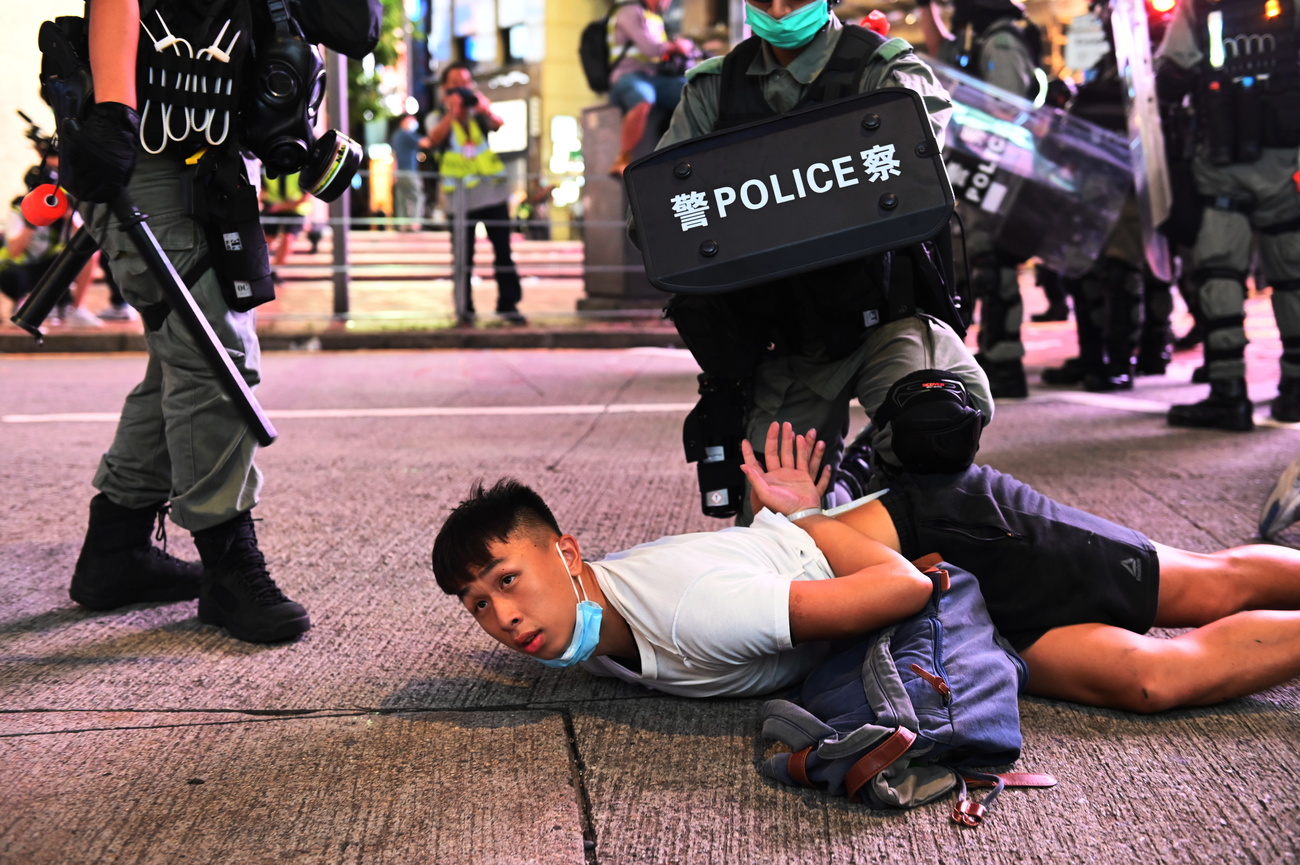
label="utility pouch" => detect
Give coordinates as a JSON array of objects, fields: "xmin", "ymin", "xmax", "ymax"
[
  {"xmin": 197, "ymin": 153, "xmax": 275, "ymax": 311},
  {"xmin": 683, "ymin": 375, "xmax": 749, "ymax": 519}
]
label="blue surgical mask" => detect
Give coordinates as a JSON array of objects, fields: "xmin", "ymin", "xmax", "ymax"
[
  {"xmin": 745, "ymin": 0, "xmax": 830, "ymax": 50},
  {"xmin": 537, "ymin": 544, "xmax": 603, "ymax": 668}
]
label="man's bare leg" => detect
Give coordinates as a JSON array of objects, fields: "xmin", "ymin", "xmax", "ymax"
[
  {"xmin": 1150, "ymin": 542, "xmax": 1300, "ymax": 625},
  {"xmin": 1020, "ymin": 541, "xmax": 1300, "ymax": 712}
]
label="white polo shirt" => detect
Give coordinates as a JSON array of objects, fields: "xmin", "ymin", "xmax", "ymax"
[{"xmin": 582, "ymin": 509, "xmax": 836, "ymax": 698}]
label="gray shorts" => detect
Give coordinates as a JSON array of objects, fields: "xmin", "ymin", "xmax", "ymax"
[{"xmin": 880, "ymin": 464, "xmax": 1161, "ymax": 652}]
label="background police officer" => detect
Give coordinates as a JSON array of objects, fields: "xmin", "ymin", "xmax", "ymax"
[
  {"xmin": 916, "ymin": 0, "xmax": 1043, "ymax": 399},
  {"xmin": 1157, "ymin": 0, "xmax": 1300, "ymax": 431},
  {"xmin": 648, "ymin": 0, "xmax": 992, "ymax": 524}
]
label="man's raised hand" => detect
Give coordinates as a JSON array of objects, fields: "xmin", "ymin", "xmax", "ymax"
[{"xmin": 740, "ymin": 422, "xmax": 831, "ymax": 518}]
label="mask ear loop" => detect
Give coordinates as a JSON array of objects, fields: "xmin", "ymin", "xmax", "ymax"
[{"xmin": 556, "ymin": 543, "xmax": 588, "ymax": 603}]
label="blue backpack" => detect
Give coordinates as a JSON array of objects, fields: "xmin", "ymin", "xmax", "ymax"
[{"xmin": 759, "ymin": 555, "xmax": 1056, "ymax": 826}]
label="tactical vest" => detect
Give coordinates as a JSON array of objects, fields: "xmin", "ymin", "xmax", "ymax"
[
  {"xmin": 1193, "ymin": 0, "xmax": 1300, "ymax": 158},
  {"xmin": 942, "ymin": 16, "xmax": 1044, "ymax": 101},
  {"xmin": 675, "ymin": 25, "xmax": 909, "ymax": 365},
  {"xmin": 134, "ymin": 0, "xmax": 258, "ymax": 157},
  {"xmin": 1071, "ymin": 55, "xmax": 1126, "ymax": 134}
]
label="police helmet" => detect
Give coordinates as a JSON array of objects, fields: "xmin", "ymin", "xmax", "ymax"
[{"xmin": 873, "ymin": 369, "xmax": 986, "ymax": 474}]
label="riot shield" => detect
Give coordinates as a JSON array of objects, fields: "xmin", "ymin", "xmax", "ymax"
[
  {"xmin": 928, "ymin": 58, "xmax": 1133, "ymax": 278},
  {"xmin": 1110, "ymin": 0, "xmax": 1174, "ymax": 281},
  {"xmin": 623, "ymin": 88, "xmax": 954, "ymax": 294}
]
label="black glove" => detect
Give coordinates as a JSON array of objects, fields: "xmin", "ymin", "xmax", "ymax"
[{"xmin": 58, "ymin": 101, "xmax": 140, "ymax": 204}]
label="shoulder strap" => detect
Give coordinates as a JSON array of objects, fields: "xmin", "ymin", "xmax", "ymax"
[
  {"xmin": 798, "ymin": 24, "xmax": 888, "ymax": 108},
  {"xmin": 716, "ymin": 36, "xmax": 774, "ymax": 130}
]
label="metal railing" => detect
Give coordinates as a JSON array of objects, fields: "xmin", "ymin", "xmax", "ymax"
[{"xmin": 255, "ymin": 169, "xmax": 662, "ymax": 328}]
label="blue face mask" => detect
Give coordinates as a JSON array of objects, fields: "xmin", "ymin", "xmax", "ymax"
[
  {"xmin": 745, "ymin": 0, "xmax": 830, "ymax": 50},
  {"xmin": 536, "ymin": 544, "xmax": 604, "ymax": 669}
]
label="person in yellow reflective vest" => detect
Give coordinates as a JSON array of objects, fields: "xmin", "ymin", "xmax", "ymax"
[
  {"xmin": 424, "ymin": 63, "xmax": 526, "ymax": 327},
  {"xmin": 260, "ymin": 169, "xmax": 313, "ymax": 282}
]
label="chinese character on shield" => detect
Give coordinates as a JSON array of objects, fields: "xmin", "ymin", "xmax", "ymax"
[
  {"xmin": 860, "ymin": 144, "xmax": 901, "ymax": 183},
  {"xmin": 670, "ymin": 191, "xmax": 710, "ymax": 231}
]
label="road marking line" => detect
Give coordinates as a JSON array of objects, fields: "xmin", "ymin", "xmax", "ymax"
[
  {"xmin": 1026, "ymin": 391, "xmax": 1300, "ymax": 430},
  {"xmin": 2, "ymin": 402, "xmax": 700, "ymax": 424}
]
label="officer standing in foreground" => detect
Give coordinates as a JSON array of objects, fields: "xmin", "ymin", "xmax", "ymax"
[
  {"xmin": 649, "ymin": 0, "xmax": 992, "ymax": 524},
  {"xmin": 53, "ymin": 0, "xmax": 365, "ymax": 642},
  {"xmin": 916, "ymin": 0, "xmax": 1042, "ymax": 398},
  {"xmin": 1157, "ymin": 0, "xmax": 1300, "ymax": 431}
]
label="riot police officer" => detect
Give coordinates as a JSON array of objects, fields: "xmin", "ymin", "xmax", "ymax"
[
  {"xmin": 55, "ymin": 0, "xmax": 375, "ymax": 641},
  {"xmin": 645, "ymin": 0, "xmax": 992, "ymax": 524},
  {"xmin": 1156, "ymin": 0, "xmax": 1300, "ymax": 431},
  {"xmin": 916, "ymin": 0, "xmax": 1044, "ymax": 398}
]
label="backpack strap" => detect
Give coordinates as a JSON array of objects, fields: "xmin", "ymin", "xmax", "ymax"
[
  {"xmin": 843, "ymin": 725, "xmax": 917, "ymax": 802},
  {"xmin": 966, "ymin": 772, "xmax": 1057, "ymax": 788},
  {"xmin": 715, "ymin": 36, "xmax": 772, "ymax": 130},
  {"xmin": 799, "ymin": 24, "xmax": 888, "ymax": 108},
  {"xmin": 951, "ymin": 770, "xmax": 1057, "ymax": 827}
]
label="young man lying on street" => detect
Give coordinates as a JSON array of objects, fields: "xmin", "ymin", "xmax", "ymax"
[{"xmin": 431, "ymin": 380, "xmax": 1300, "ymax": 713}]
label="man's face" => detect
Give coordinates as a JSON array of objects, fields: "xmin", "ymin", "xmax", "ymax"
[
  {"xmin": 458, "ymin": 530, "xmax": 579, "ymax": 661},
  {"xmin": 443, "ymin": 68, "xmax": 474, "ymax": 92}
]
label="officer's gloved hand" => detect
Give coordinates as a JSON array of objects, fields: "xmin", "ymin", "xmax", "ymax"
[{"xmin": 59, "ymin": 102, "xmax": 140, "ymax": 204}]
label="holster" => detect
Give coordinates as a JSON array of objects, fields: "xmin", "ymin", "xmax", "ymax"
[
  {"xmin": 683, "ymin": 375, "xmax": 749, "ymax": 519},
  {"xmin": 189, "ymin": 150, "xmax": 275, "ymax": 312}
]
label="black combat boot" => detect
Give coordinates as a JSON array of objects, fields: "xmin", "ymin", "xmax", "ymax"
[
  {"xmin": 976, "ymin": 355, "xmax": 1028, "ymax": 399},
  {"xmin": 1136, "ymin": 330, "xmax": 1174, "ymax": 375},
  {"xmin": 1167, "ymin": 378, "xmax": 1254, "ymax": 432},
  {"xmin": 70, "ymin": 494, "xmax": 203, "ymax": 610},
  {"xmin": 192, "ymin": 512, "xmax": 311, "ymax": 643},
  {"xmin": 1272, "ymin": 377, "xmax": 1300, "ymax": 423},
  {"xmin": 1041, "ymin": 357, "xmax": 1086, "ymax": 385},
  {"xmin": 1084, "ymin": 359, "xmax": 1134, "ymax": 392}
]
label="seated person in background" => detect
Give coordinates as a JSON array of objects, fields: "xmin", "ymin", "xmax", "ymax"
[
  {"xmin": 432, "ymin": 384, "xmax": 1300, "ymax": 712},
  {"xmin": 607, "ymin": 0, "xmax": 693, "ymax": 177}
]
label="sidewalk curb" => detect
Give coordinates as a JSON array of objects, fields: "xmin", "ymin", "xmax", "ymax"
[{"xmin": 0, "ymin": 328, "xmax": 686, "ymax": 354}]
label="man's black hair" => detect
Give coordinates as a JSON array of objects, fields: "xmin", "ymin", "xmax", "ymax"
[
  {"xmin": 431, "ymin": 478, "xmax": 562, "ymax": 596},
  {"xmin": 439, "ymin": 61, "xmax": 473, "ymax": 86}
]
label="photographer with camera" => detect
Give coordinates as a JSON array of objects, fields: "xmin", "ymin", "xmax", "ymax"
[
  {"xmin": 424, "ymin": 63, "xmax": 526, "ymax": 327},
  {"xmin": 607, "ymin": 0, "xmax": 694, "ymax": 178},
  {"xmin": 49, "ymin": 0, "xmax": 376, "ymax": 643}
]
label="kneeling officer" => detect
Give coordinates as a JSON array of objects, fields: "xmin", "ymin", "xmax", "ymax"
[{"xmin": 632, "ymin": 0, "xmax": 992, "ymax": 523}]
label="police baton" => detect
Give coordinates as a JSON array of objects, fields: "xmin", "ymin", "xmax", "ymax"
[
  {"xmin": 109, "ymin": 192, "xmax": 278, "ymax": 446},
  {"xmin": 11, "ymin": 193, "xmax": 278, "ymax": 447}
]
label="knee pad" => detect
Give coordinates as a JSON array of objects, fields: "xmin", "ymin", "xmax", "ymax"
[{"xmin": 874, "ymin": 369, "xmax": 986, "ymax": 474}]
